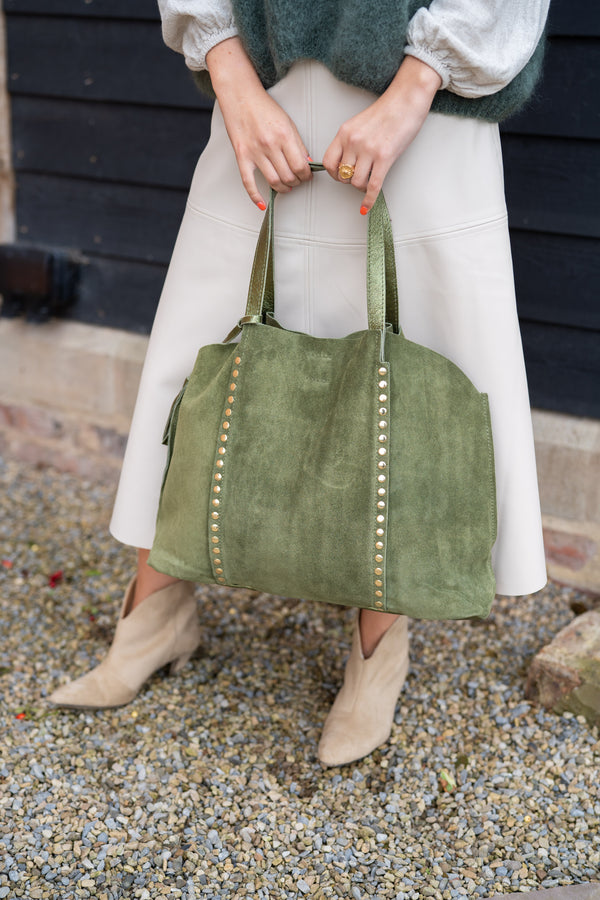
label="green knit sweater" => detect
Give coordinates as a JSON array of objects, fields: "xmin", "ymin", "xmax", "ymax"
[{"xmin": 194, "ymin": 0, "xmax": 545, "ymax": 122}]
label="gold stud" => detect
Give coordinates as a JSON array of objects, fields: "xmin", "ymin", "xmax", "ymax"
[
  {"xmin": 378, "ymin": 474, "xmax": 386, "ymax": 483},
  {"xmin": 379, "ymin": 394, "xmax": 387, "ymax": 402},
  {"xmin": 211, "ymin": 524, "xmax": 219, "ymax": 532},
  {"xmin": 375, "ymin": 600, "xmax": 384, "ymax": 607},
  {"xmin": 211, "ymin": 511, "xmax": 219, "ymax": 519},
  {"xmin": 378, "ymin": 367, "xmax": 387, "ymax": 375},
  {"xmin": 212, "ymin": 547, "xmax": 220, "ymax": 554},
  {"xmin": 376, "ymin": 514, "xmax": 385, "ymax": 523},
  {"xmin": 377, "ymin": 501, "xmax": 386, "ymax": 509},
  {"xmin": 375, "ymin": 579, "xmax": 383, "ymax": 587},
  {"xmin": 220, "ymin": 434, "xmax": 227, "ymax": 442},
  {"xmin": 374, "ymin": 567, "xmax": 383, "ymax": 576},
  {"xmin": 230, "ymin": 383, "xmax": 236, "ymax": 391},
  {"xmin": 378, "ymin": 488, "xmax": 386, "ymax": 496},
  {"xmin": 222, "ymin": 421, "xmax": 230, "ymax": 430},
  {"xmin": 378, "ymin": 420, "xmax": 387, "ymax": 429},
  {"xmin": 227, "ymin": 395, "xmax": 234, "ymax": 404},
  {"xmin": 375, "ymin": 541, "xmax": 384, "ymax": 550},
  {"xmin": 225, "ymin": 408, "xmax": 232, "ymax": 416},
  {"xmin": 214, "ymin": 473, "xmax": 222, "ymax": 482},
  {"xmin": 214, "ymin": 558, "xmax": 221, "ymax": 564},
  {"xmin": 378, "ymin": 380, "xmax": 387, "ymax": 389},
  {"xmin": 218, "ymin": 447, "xmax": 226, "ymax": 455},
  {"xmin": 217, "ymin": 459, "xmax": 224, "ymax": 468},
  {"xmin": 217, "ymin": 577, "xmax": 226, "ymax": 584},
  {"xmin": 379, "ymin": 407, "xmax": 387, "ymax": 415},
  {"xmin": 378, "ymin": 435, "xmax": 387, "ymax": 443},
  {"xmin": 211, "ymin": 536, "xmax": 219, "ymax": 544},
  {"xmin": 213, "ymin": 485, "xmax": 221, "ymax": 493},
  {"xmin": 378, "ymin": 448, "xmax": 387, "ymax": 456},
  {"xmin": 234, "ymin": 356, "xmax": 241, "ymax": 365},
  {"xmin": 212, "ymin": 499, "xmax": 220, "ymax": 506},
  {"xmin": 378, "ymin": 461, "xmax": 387, "ymax": 469},
  {"xmin": 376, "ymin": 528, "xmax": 384, "ymax": 536},
  {"xmin": 215, "ymin": 567, "xmax": 223, "ymax": 575},
  {"xmin": 232, "ymin": 369, "xmax": 239, "ymax": 378},
  {"xmin": 375, "ymin": 554, "xmax": 383, "ymax": 562},
  {"xmin": 375, "ymin": 590, "xmax": 383, "ymax": 598}
]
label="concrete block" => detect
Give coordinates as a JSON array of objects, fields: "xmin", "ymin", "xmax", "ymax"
[
  {"xmin": 0, "ymin": 318, "xmax": 147, "ymax": 427},
  {"xmin": 532, "ymin": 410, "xmax": 600, "ymax": 525},
  {"xmin": 526, "ymin": 610, "xmax": 600, "ymax": 725}
]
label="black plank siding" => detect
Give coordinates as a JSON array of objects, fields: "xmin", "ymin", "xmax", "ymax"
[
  {"xmin": 3, "ymin": 0, "xmax": 600, "ymax": 416},
  {"xmin": 10, "ymin": 96, "xmax": 208, "ymax": 188}
]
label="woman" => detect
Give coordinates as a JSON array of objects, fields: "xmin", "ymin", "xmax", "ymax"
[{"xmin": 50, "ymin": 0, "xmax": 549, "ymax": 766}]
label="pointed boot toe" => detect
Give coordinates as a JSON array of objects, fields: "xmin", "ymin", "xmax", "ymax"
[
  {"xmin": 48, "ymin": 663, "xmax": 135, "ymax": 709},
  {"xmin": 318, "ymin": 612, "xmax": 409, "ymax": 767},
  {"xmin": 49, "ymin": 577, "xmax": 202, "ymax": 710}
]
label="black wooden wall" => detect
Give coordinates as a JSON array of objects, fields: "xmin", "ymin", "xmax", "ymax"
[{"xmin": 3, "ymin": 0, "xmax": 600, "ymax": 417}]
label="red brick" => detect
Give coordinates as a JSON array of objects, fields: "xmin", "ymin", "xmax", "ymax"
[{"xmin": 543, "ymin": 527, "xmax": 598, "ymax": 571}]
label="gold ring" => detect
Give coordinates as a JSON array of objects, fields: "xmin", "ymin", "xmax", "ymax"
[{"xmin": 338, "ymin": 163, "xmax": 355, "ymax": 181}]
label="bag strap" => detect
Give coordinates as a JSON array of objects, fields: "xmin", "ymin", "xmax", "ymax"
[{"xmin": 225, "ymin": 162, "xmax": 400, "ymax": 342}]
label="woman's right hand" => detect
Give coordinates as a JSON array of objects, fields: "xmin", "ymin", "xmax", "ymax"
[{"xmin": 206, "ymin": 38, "xmax": 312, "ymax": 209}]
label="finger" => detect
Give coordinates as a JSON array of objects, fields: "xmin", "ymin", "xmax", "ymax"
[
  {"xmin": 286, "ymin": 140, "xmax": 313, "ymax": 182},
  {"xmin": 322, "ymin": 138, "xmax": 343, "ymax": 180},
  {"xmin": 360, "ymin": 162, "xmax": 387, "ymax": 213},
  {"xmin": 350, "ymin": 156, "xmax": 372, "ymax": 192},
  {"xmin": 271, "ymin": 150, "xmax": 304, "ymax": 189},
  {"xmin": 238, "ymin": 158, "xmax": 267, "ymax": 209},
  {"xmin": 258, "ymin": 157, "xmax": 293, "ymax": 194}
]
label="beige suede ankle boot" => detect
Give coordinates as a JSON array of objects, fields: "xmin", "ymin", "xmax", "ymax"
[
  {"xmin": 48, "ymin": 578, "xmax": 202, "ymax": 709},
  {"xmin": 317, "ymin": 611, "xmax": 409, "ymax": 766}
]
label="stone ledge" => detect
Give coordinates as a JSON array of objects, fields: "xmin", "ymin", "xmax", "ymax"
[
  {"xmin": 0, "ymin": 317, "xmax": 147, "ymax": 427},
  {"xmin": 532, "ymin": 409, "xmax": 600, "ymax": 525}
]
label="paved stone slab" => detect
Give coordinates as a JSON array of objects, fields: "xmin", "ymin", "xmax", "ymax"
[
  {"xmin": 526, "ymin": 610, "xmax": 600, "ymax": 724},
  {"xmin": 490, "ymin": 884, "xmax": 600, "ymax": 900}
]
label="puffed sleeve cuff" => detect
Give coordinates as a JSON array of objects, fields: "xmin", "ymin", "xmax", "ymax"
[
  {"xmin": 403, "ymin": 45, "xmax": 451, "ymax": 91},
  {"xmin": 180, "ymin": 20, "xmax": 239, "ymax": 70},
  {"xmin": 158, "ymin": 1, "xmax": 238, "ymax": 72},
  {"xmin": 405, "ymin": 1, "xmax": 549, "ymax": 99}
]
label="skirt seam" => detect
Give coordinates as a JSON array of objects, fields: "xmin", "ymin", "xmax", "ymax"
[{"xmin": 185, "ymin": 200, "xmax": 508, "ymax": 247}]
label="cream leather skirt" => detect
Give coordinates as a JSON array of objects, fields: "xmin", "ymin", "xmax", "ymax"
[{"xmin": 110, "ymin": 60, "xmax": 547, "ymax": 597}]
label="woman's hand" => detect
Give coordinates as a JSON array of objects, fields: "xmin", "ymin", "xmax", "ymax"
[
  {"xmin": 323, "ymin": 56, "xmax": 442, "ymax": 214},
  {"xmin": 206, "ymin": 38, "xmax": 312, "ymax": 209}
]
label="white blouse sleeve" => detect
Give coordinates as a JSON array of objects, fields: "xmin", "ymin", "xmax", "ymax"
[
  {"xmin": 405, "ymin": 0, "xmax": 550, "ymax": 98},
  {"xmin": 157, "ymin": 0, "xmax": 238, "ymax": 71}
]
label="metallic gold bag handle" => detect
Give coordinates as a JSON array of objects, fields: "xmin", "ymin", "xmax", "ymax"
[{"xmin": 224, "ymin": 162, "xmax": 400, "ymax": 342}]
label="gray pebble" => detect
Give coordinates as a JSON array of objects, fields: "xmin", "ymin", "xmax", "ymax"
[{"xmin": 0, "ymin": 458, "xmax": 597, "ymax": 900}]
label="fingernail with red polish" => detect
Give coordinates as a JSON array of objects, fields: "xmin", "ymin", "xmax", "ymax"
[
  {"xmin": 257, "ymin": 201, "xmax": 267, "ymax": 211},
  {"xmin": 360, "ymin": 205, "xmax": 368, "ymax": 216},
  {"xmin": 307, "ymin": 156, "xmax": 313, "ymax": 162}
]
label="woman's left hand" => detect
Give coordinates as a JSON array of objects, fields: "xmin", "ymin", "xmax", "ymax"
[{"xmin": 323, "ymin": 56, "xmax": 442, "ymax": 213}]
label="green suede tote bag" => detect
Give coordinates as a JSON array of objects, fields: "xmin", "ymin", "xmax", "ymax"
[{"xmin": 149, "ymin": 168, "xmax": 497, "ymax": 619}]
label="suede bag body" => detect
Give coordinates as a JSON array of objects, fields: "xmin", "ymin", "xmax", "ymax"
[{"xmin": 149, "ymin": 173, "xmax": 497, "ymax": 619}]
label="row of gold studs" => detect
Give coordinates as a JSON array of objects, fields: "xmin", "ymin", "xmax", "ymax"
[
  {"xmin": 209, "ymin": 354, "xmax": 242, "ymax": 586},
  {"xmin": 373, "ymin": 365, "xmax": 389, "ymax": 609}
]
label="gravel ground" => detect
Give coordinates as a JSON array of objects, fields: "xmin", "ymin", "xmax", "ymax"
[{"xmin": 0, "ymin": 455, "xmax": 599, "ymax": 900}]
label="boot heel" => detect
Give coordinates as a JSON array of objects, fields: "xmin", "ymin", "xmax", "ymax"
[{"xmin": 169, "ymin": 651, "xmax": 194, "ymax": 675}]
